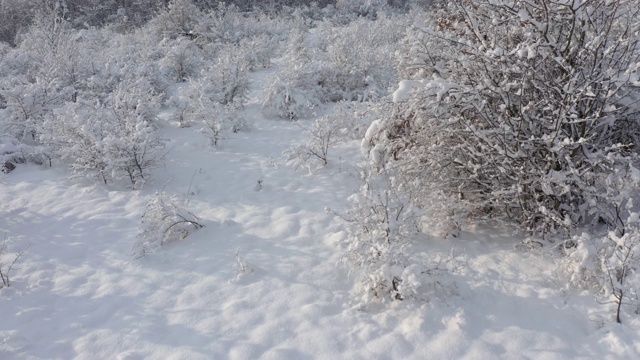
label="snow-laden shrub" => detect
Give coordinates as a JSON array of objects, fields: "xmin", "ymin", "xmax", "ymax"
[
  {"xmin": 319, "ymin": 14, "xmax": 405, "ymax": 100},
  {"xmin": 166, "ymin": 94, "xmax": 191, "ymax": 128},
  {"xmin": 236, "ymin": 34, "xmax": 277, "ymax": 71},
  {"xmin": 87, "ymin": 29, "xmax": 169, "ymax": 101},
  {"xmin": 0, "ymin": 12, "xmax": 86, "ymax": 140},
  {"xmin": 193, "ymin": 3, "xmax": 293, "ymax": 46},
  {"xmin": 0, "ymin": 134, "xmax": 51, "ymax": 171},
  {"xmin": 0, "ymin": 12, "xmax": 169, "ymax": 180},
  {"xmin": 44, "ymin": 78, "xmax": 166, "ymax": 187},
  {"xmin": 17, "ymin": 9, "xmax": 90, "ymax": 91},
  {"xmin": 263, "ymin": 13, "xmax": 405, "ymax": 119},
  {"xmin": 159, "ymin": 36, "xmax": 203, "ymax": 82},
  {"xmin": 563, "ymin": 205, "xmax": 640, "ymax": 324},
  {"xmin": 560, "ymin": 166, "xmax": 640, "ymax": 323},
  {"xmin": 366, "ymin": 0, "xmax": 640, "ymax": 237},
  {"xmin": 147, "ymin": 0, "xmax": 203, "ymax": 39},
  {"xmin": 69, "ymin": 0, "xmax": 162, "ymax": 30},
  {"xmin": 181, "ymin": 75, "xmax": 249, "ymax": 146},
  {"xmin": 0, "ymin": 76, "xmax": 74, "ymax": 142},
  {"xmin": 0, "ymin": 236, "xmax": 26, "ymax": 289},
  {"xmin": 261, "ymin": 27, "xmax": 320, "ymax": 120},
  {"xmin": 285, "ymin": 116, "xmax": 344, "ymax": 168},
  {"xmin": 340, "ymin": 167, "xmax": 421, "ymax": 304},
  {"xmin": 333, "ymin": 0, "xmax": 389, "ymax": 23},
  {"xmin": 284, "ymin": 101, "xmax": 374, "ymax": 170},
  {"xmin": 333, "ymin": 101, "xmax": 382, "ymax": 141},
  {"xmin": 198, "ymin": 102, "xmax": 248, "ymax": 147},
  {"xmin": 339, "ymin": 164, "xmax": 465, "ymax": 307},
  {"xmin": 262, "ymin": 77, "xmax": 317, "ymax": 120},
  {"xmin": 211, "ymin": 45, "xmax": 251, "ymax": 105},
  {"xmin": 182, "ymin": 43, "xmax": 250, "ymax": 111},
  {"xmin": 133, "ymin": 192, "xmax": 203, "ymax": 258}
]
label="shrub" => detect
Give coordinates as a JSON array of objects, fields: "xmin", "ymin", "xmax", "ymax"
[
  {"xmin": 262, "ymin": 78, "xmax": 317, "ymax": 120},
  {"xmin": 284, "ymin": 101, "xmax": 373, "ymax": 169},
  {"xmin": 563, "ymin": 208, "xmax": 640, "ymax": 323},
  {"xmin": 0, "ymin": 236, "xmax": 26, "ymax": 289},
  {"xmin": 339, "ymin": 166, "xmax": 464, "ymax": 307},
  {"xmin": 44, "ymin": 78, "xmax": 166, "ymax": 187},
  {"xmin": 159, "ymin": 36, "xmax": 203, "ymax": 82},
  {"xmin": 182, "ymin": 73, "xmax": 250, "ymax": 146},
  {"xmin": 133, "ymin": 192, "xmax": 203, "ymax": 258},
  {"xmin": 367, "ymin": 0, "xmax": 640, "ymax": 237},
  {"xmin": 340, "ymin": 167, "xmax": 421, "ymax": 304}
]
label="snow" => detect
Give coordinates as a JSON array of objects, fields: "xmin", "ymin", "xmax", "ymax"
[
  {"xmin": 1, "ymin": 69, "xmax": 640, "ymax": 360},
  {"xmin": 392, "ymin": 80, "xmax": 423, "ymax": 103},
  {"xmin": 0, "ymin": 135, "xmax": 19, "ymax": 156}
]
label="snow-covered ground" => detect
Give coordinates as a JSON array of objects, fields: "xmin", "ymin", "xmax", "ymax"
[{"xmin": 2, "ymin": 68, "xmax": 640, "ymax": 359}]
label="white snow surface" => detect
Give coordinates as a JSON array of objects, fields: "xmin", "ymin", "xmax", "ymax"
[{"xmin": 1, "ymin": 69, "xmax": 640, "ymax": 360}]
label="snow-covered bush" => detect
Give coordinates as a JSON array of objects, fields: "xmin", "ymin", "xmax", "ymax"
[
  {"xmin": 183, "ymin": 44, "xmax": 250, "ymax": 110},
  {"xmin": 0, "ymin": 135, "xmax": 20, "ymax": 173},
  {"xmin": 0, "ymin": 76, "xmax": 73, "ymax": 142},
  {"xmin": 339, "ymin": 163, "xmax": 466, "ymax": 307},
  {"xmin": 17, "ymin": 9, "xmax": 89, "ymax": 88},
  {"xmin": 263, "ymin": 13, "xmax": 405, "ymax": 119},
  {"xmin": 44, "ymin": 78, "xmax": 166, "ymax": 187},
  {"xmin": 311, "ymin": 13, "xmax": 406, "ymax": 102},
  {"xmin": 159, "ymin": 36, "xmax": 203, "ymax": 82},
  {"xmin": 0, "ymin": 134, "xmax": 51, "ymax": 171},
  {"xmin": 0, "ymin": 236, "xmax": 26, "ymax": 289},
  {"xmin": 262, "ymin": 77, "xmax": 317, "ymax": 120},
  {"xmin": 561, "ymin": 166, "xmax": 640, "ymax": 323},
  {"xmin": 332, "ymin": 101, "xmax": 380, "ymax": 141},
  {"xmin": 0, "ymin": 20, "xmax": 171, "ymax": 181},
  {"xmin": 147, "ymin": 0, "xmax": 203, "ymax": 39},
  {"xmin": 332, "ymin": 0, "xmax": 389, "ymax": 24},
  {"xmin": 194, "ymin": 2, "xmax": 291, "ymax": 46},
  {"xmin": 297, "ymin": 116, "xmax": 342, "ymax": 166},
  {"xmin": 236, "ymin": 34, "xmax": 277, "ymax": 71},
  {"xmin": 261, "ymin": 27, "xmax": 320, "ymax": 120},
  {"xmin": 563, "ymin": 209, "xmax": 640, "ymax": 324},
  {"xmin": 284, "ymin": 102, "xmax": 373, "ymax": 169},
  {"xmin": 0, "ymin": 11, "xmax": 85, "ymax": 140},
  {"xmin": 182, "ymin": 72, "xmax": 249, "ymax": 146},
  {"xmin": 166, "ymin": 94, "xmax": 191, "ymax": 128},
  {"xmin": 133, "ymin": 192, "xmax": 203, "ymax": 258},
  {"xmin": 211, "ymin": 45, "xmax": 251, "ymax": 105},
  {"xmin": 366, "ymin": 0, "xmax": 640, "ymax": 237},
  {"xmin": 340, "ymin": 167, "xmax": 421, "ymax": 304},
  {"xmin": 198, "ymin": 102, "xmax": 247, "ymax": 147},
  {"xmin": 87, "ymin": 29, "xmax": 170, "ymax": 100}
]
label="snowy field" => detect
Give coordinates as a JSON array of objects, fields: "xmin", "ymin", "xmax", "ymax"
[
  {"xmin": 2, "ymin": 1, "xmax": 640, "ymax": 358},
  {"xmin": 1, "ymin": 66, "xmax": 639, "ymax": 359}
]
